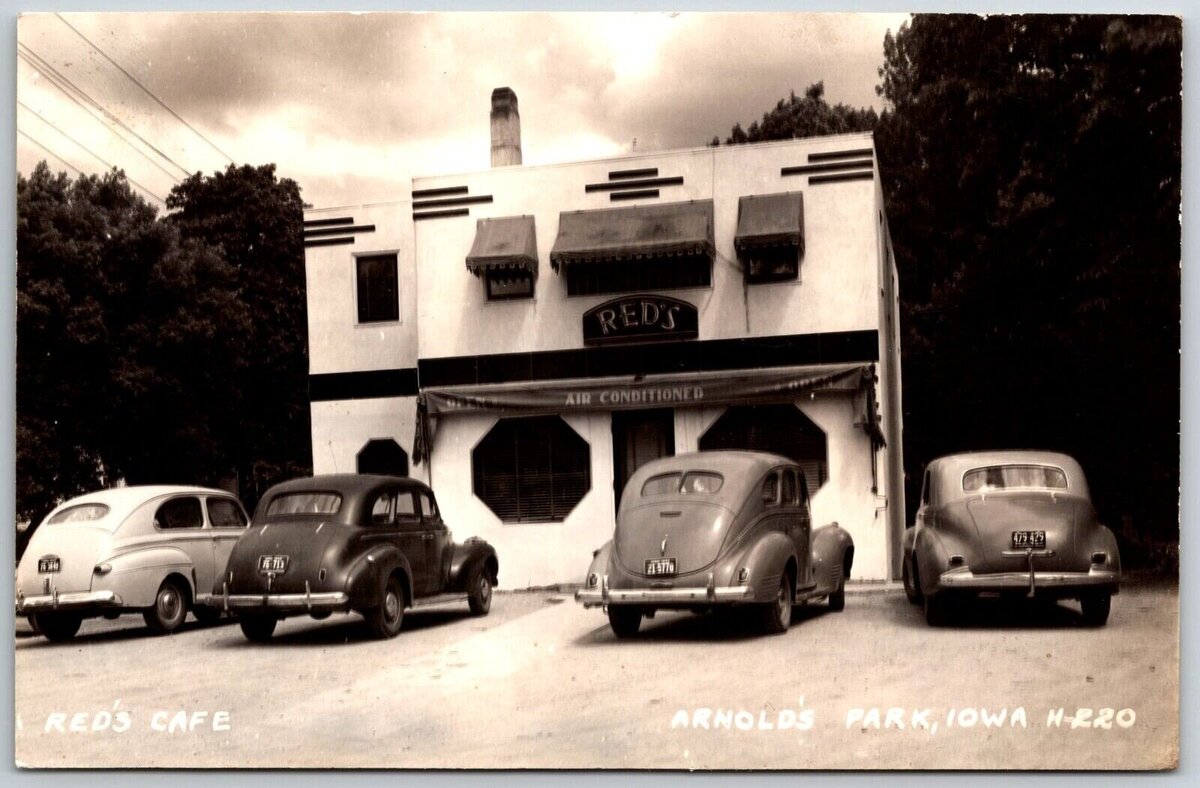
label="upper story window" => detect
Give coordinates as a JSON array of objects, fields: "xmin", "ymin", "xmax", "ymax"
[
  {"xmin": 564, "ymin": 254, "xmax": 711, "ymax": 297},
  {"xmin": 734, "ymin": 192, "xmax": 804, "ymax": 285},
  {"xmin": 356, "ymin": 253, "xmax": 399, "ymax": 323},
  {"xmin": 486, "ymin": 270, "xmax": 535, "ymax": 300}
]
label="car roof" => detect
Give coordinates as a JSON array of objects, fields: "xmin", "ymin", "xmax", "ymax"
[
  {"xmin": 42, "ymin": 485, "xmax": 236, "ymax": 528},
  {"xmin": 927, "ymin": 450, "xmax": 1081, "ymax": 473},
  {"xmin": 629, "ymin": 450, "xmax": 795, "ymax": 486},
  {"xmin": 265, "ymin": 473, "xmax": 432, "ymax": 498},
  {"xmin": 925, "ymin": 451, "xmax": 1088, "ymax": 497}
]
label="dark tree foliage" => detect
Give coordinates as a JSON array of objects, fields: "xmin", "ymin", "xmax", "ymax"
[
  {"xmin": 17, "ymin": 163, "xmax": 251, "ymax": 530},
  {"xmin": 874, "ymin": 15, "xmax": 1181, "ymax": 558},
  {"xmin": 713, "ymin": 82, "xmax": 878, "ymax": 146},
  {"xmin": 166, "ymin": 164, "xmax": 312, "ymax": 508}
]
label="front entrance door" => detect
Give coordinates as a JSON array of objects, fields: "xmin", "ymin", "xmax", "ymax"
[{"xmin": 612, "ymin": 408, "xmax": 675, "ymax": 510}]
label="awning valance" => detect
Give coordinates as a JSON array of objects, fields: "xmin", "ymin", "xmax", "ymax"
[
  {"xmin": 413, "ymin": 363, "xmax": 877, "ymax": 464},
  {"xmin": 735, "ymin": 192, "xmax": 805, "ymax": 253},
  {"xmin": 465, "ymin": 215, "xmax": 538, "ymax": 277},
  {"xmin": 549, "ymin": 200, "xmax": 714, "ymax": 271}
]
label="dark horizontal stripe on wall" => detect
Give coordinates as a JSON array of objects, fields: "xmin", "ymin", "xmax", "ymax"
[
  {"xmin": 610, "ymin": 189, "xmax": 659, "ymax": 201},
  {"xmin": 303, "ymin": 224, "xmax": 376, "ymax": 238},
  {"xmin": 412, "ymin": 185, "xmax": 469, "ymax": 198},
  {"xmin": 608, "ymin": 167, "xmax": 658, "ymax": 180},
  {"xmin": 304, "ymin": 237, "xmax": 356, "ymax": 248},
  {"xmin": 585, "ymin": 176, "xmax": 683, "ymax": 193},
  {"xmin": 810, "ymin": 171, "xmax": 876, "ymax": 185},
  {"xmin": 412, "ymin": 208, "xmax": 471, "ymax": 221},
  {"xmin": 808, "ymin": 148, "xmax": 874, "ymax": 162},
  {"xmin": 303, "ymin": 216, "xmax": 354, "ymax": 228},
  {"xmin": 412, "ymin": 195, "xmax": 494, "ymax": 210},
  {"xmin": 418, "ymin": 330, "xmax": 879, "ymax": 388},
  {"xmin": 781, "ymin": 159, "xmax": 874, "ymax": 177},
  {"xmin": 310, "ymin": 368, "xmax": 420, "ymax": 401}
]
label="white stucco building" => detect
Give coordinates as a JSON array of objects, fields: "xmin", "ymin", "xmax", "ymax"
[{"xmin": 303, "ymin": 88, "xmax": 904, "ymax": 587}]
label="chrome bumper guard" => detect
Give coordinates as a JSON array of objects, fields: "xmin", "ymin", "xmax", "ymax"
[
  {"xmin": 575, "ymin": 573, "xmax": 754, "ymax": 608},
  {"xmin": 16, "ymin": 590, "xmax": 121, "ymax": 613}
]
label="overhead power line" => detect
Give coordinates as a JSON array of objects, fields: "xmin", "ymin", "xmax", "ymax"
[
  {"xmin": 18, "ymin": 43, "xmax": 190, "ymax": 181},
  {"xmin": 18, "ymin": 128, "xmax": 84, "ymax": 177},
  {"xmin": 18, "ymin": 101, "xmax": 167, "ymax": 203},
  {"xmin": 55, "ymin": 13, "xmax": 234, "ymax": 165}
]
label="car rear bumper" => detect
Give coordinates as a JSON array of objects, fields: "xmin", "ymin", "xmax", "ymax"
[
  {"xmin": 219, "ymin": 582, "xmax": 350, "ymax": 614},
  {"xmin": 938, "ymin": 566, "xmax": 1120, "ymax": 594},
  {"xmin": 16, "ymin": 590, "xmax": 122, "ymax": 614},
  {"xmin": 575, "ymin": 573, "xmax": 754, "ymax": 608}
]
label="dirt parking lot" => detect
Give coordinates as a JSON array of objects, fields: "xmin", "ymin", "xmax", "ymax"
[{"xmin": 15, "ymin": 580, "xmax": 1178, "ymax": 769}]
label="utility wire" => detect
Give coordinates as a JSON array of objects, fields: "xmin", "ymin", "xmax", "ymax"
[
  {"xmin": 19, "ymin": 99, "xmax": 115, "ymax": 168},
  {"xmin": 55, "ymin": 13, "xmax": 234, "ymax": 164},
  {"xmin": 18, "ymin": 101, "xmax": 167, "ymax": 203},
  {"xmin": 18, "ymin": 128, "xmax": 84, "ymax": 177},
  {"xmin": 18, "ymin": 43, "xmax": 190, "ymax": 180}
]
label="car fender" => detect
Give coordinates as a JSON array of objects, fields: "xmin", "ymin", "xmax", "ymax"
[
  {"xmin": 346, "ymin": 545, "xmax": 414, "ymax": 609},
  {"xmin": 734, "ymin": 531, "xmax": 796, "ymax": 603},
  {"xmin": 812, "ymin": 522, "xmax": 854, "ymax": 595},
  {"xmin": 99, "ymin": 546, "xmax": 195, "ymax": 608},
  {"xmin": 579, "ymin": 540, "xmax": 614, "ymax": 589},
  {"xmin": 1082, "ymin": 525, "xmax": 1122, "ymax": 584},
  {"xmin": 914, "ymin": 526, "xmax": 975, "ymax": 596},
  {"xmin": 446, "ymin": 538, "xmax": 499, "ymax": 593}
]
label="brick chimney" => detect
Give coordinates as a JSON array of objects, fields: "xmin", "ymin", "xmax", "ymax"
[{"xmin": 490, "ymin": 87, "xmax": 522, "ymax": 167}]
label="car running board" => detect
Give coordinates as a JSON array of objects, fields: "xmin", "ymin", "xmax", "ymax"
[
  {"xmin": 793, "ymin": 585, "xmax": 828, "ymax": 603},
  {"xmin": 411, "ymin": 592, "xmax": 470, "ymax": 609}
]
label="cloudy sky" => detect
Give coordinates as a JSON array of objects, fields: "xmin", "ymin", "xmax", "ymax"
[{"xmin": 16, "ymin": 12, "xmax": 908, "ymax": 209}]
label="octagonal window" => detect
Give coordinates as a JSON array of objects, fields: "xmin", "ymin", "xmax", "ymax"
[
  {"xmin": 698, "ymin": 404, "xmax": 828, "ymax": 494},
  {"xmin": 472, "ymin": 415, "xmax": 591, "ymax": 523},
  {"xmin": 357, "ymin": 438, "xmax": 409, "ymax": 477}
]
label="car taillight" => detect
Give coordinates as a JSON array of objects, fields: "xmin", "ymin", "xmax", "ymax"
[
  {"xmin": 1091, "ymin": 552, "xmax": 1107, "ymax": 565},
  {"xmin": 587, "ymin": 572, "xmax": 599, "ymax": 588},
  {"xmin": 93, "ymin": 563, "xmax": 112, "ymax": 575}
]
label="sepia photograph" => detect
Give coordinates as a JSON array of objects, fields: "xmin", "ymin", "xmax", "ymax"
[{"xmin": 10, "ymin": 9, "xmax": 1182, "ymax": 770}]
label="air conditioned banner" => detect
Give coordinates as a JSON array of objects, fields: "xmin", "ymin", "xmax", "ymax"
[{"xmin": 413, "ymin": 363, "xmax": 878, "ymax": 464}]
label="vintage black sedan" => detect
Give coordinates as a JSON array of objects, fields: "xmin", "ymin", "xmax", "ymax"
[
  {"xmin": 903, "ymin": 451, "xmax": 1120, "ymax": 626},
  {"xmin": 576, "ymin": 451, "xmax": 854, "ymax": 637},
  {"xmin": 218, "ymin": 474, "xmax": 498, "ymax": 641}
]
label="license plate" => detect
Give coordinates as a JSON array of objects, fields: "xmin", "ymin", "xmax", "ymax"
[
  {"xmin": 1011, "ymin": 530, "xmax": 1046, "ymax": 549},
  {"xmin": 38, "ymin": 557, "xmax": 60, "ymax": 574},
  {"xmin": 645, "ymin": 557, "xmax": 676, "ymax": 576},
  {"xmin": 258, "ymin": 555, "xmax": 289, "ymax": 573}
]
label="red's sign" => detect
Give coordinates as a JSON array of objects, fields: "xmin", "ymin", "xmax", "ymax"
[{"xmin": 582, "ymin": 295, "xmax": 698, "ymax": 346}]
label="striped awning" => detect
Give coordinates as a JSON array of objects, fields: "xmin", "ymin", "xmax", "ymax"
[
  {"xmin": 549, "ymin": 200, "xmax": 714, "ymax": 270},
  {"xmin": 465, "ymin": 215, "xmax": 538, "ymax": 277},
  {"xmin": 734, "ymin": 192, "xmax": 805, "ymax": 253}
]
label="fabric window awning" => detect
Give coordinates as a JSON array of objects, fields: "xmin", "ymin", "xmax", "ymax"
[
  {"xmin": 465, "ymin": 215, "xmax": 538, "ymax": 278},
  {"xmin": 734, "ymin": 192, "xmax": 805, "ymax": 253},
  {"xmin": 549, "ymin": 200, "xmax": 714, "ymax": 271}
]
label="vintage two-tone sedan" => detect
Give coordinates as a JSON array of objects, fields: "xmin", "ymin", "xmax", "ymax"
[
  {"xmin": 902, "ymin": 450, "xmax": 1121, "ymax": 626},
  {"xmin": 576, "ymin": 451, "xmax": 854, "ymax": 637},
  {"xmin": 218, "ymin": 474, "xmax": 499, "ymax": 641},
  {"xmin": 16, "ymin": 486, "xmax": 249, "ymax": 641}
]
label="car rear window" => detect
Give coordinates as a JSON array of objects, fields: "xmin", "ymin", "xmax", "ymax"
[
  {"xmin": 265, "ymin": 492, "xmax": 342, "ymax": 516},
  {"xmin": 962, "ymin": 465, "xmax": 1068, "ymax": 492},
  {"xmin": 641, "ymin": 472, "xmax": 724, "ymax": 496},
  {"xmin": 47, "ymin": 504, "xmax": 110, "ymax": 524}
]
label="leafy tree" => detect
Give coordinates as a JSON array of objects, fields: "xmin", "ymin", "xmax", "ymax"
[
  {"xmin": 165, "ymin": 164, "xmax": 311, "ymax": 507},
  {"xmin": 874, "ymin": 15, "xmax": 1181, "ymax": 555},
  {"xmin": 716, "ymin": 81, "xmax": 878, "ymax": 145},
  {"xmin": 17, "ymin": 163, "xmax": 252, "ymax": 534}
]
